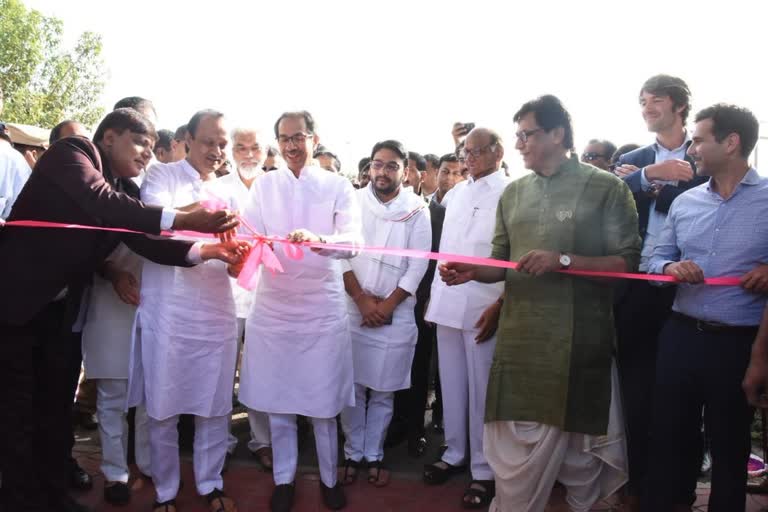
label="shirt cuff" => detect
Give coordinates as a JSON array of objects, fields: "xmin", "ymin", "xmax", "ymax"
[
  {"xmin": 648, "ymin": 259, "xmax": 675, "ymax": 276},
  {"xmin": 160, "ymin": 208, "xmax": 177, "ymax": 231},
  {"xmin": 185, "ymin": 242, "xmax": 204, "ymax": 264},
  {"xmin": 640, "ymin": 168, "xmax": 652, "ymax": 192}
]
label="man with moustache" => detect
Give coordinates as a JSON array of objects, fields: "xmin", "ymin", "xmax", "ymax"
[
  {"xmin": 434, "ymin": 152, "xmax": 463, "ymax": 205},
  {"xmin": 129, "ymin": 110, "xmax": 241, "ymax": 512},
  {"xmin": 420, "ymin": 153, "xmax": 440, "ymax": 202},
  {"xmin": 612, "ymin": 74, "xmax": 708, "ymax": 510},
  {"xmin": 0, "ymin": 108, "xmax": 243, "ymax": 512},
  {"xmin": 440, "ymin": 95, "xmax": 640, "ymax": 512},
  {"xmin": 235, "ymin": 111, "xmax": 362, "ymax": 511}
]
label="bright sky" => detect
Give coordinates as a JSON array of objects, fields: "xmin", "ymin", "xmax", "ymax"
[{"xmin": 22, "ymin": 0, "xmax": 768, "ymax": 176}]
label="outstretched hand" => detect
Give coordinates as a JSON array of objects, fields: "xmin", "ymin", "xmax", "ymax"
[
  {"xmin": 439, "ymin": 262, "xmax": 476, "ymax": 286},
  {"xmin": 201, "ymin": 240, "xmax": 251, "ymax": 265}
]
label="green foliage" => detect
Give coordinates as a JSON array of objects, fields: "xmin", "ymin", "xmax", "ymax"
[{"xmin": 0, "ymin": 0, "xmax": 106, "ymax": 128}]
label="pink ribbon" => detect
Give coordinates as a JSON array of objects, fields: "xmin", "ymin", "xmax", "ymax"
[{"xmin": 2, "ymin": 220, "xmax": 742, "ymax": 287}]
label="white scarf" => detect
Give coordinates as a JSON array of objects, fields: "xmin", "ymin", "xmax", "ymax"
[{"xmin": 361, "ymin": 183, "xmax": 426, "ymax": 270}]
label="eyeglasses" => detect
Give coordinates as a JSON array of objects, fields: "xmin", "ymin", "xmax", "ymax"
[
  {"xmin": 370, "ymin": 160, "xmax": 402, "ymax": 173},
  {"xmin": 459, "ymin": 144, "xmax": 496, "ymax": 161},
  {"xmin": 582, "ymin": 152, "xmax": 608, "ymax": 161},
  {"xmin": 515, "ymin": 128, "xmax": 543, "ymax": 143},
  {"xmin": 277, "ymin": 132, "xmax": 312, "ymax": 146}
]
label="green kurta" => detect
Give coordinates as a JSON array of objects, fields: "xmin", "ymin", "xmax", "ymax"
[{"xmin": 485, "ymin": 155, "xmax": 640, "ymax": 435}]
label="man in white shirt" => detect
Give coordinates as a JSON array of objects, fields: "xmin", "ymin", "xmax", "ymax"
[
  {"xmin": 218, "ymin": 126, "xmax": 273, "ymax": 470},
  {"xmin": 235, "ymin": 111, "xmax": 362, "ymax": 512},
  {"xmin": 0, "ymin": 123, "xmax": 32, "ymax": 220},
  {"xmin": 130, "ymin": 110, "xmax": 240, "ymax": 512},
  {"xmin": 424, "ymin": 128, "xmax": 510, "ymax": 508},
  {"xmin": 339, "ymin": 140, "xmax": 430, "ymax": 486}
]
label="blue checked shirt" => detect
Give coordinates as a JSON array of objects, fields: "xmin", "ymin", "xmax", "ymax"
[{"xmin": 649, "ymin": 168, "xmax": 768, "ymax": 326}]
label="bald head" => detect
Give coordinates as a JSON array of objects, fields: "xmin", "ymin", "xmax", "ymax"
[{"xmin": 463, "ymin": 127, "xmax": 504, "ymax": 179}]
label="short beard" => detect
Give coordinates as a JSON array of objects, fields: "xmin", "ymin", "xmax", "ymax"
[{"xmin": 238, "ymin": 164, "xmax": 263, "ymax": 180}]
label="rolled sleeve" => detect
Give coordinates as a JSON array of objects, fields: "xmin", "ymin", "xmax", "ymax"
[{"xmin": 648, "ymin": 207, "xmax": 681, "ymax": 276}]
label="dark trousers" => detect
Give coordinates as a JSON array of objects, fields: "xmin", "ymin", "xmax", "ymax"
[
  {"xmin": 0, "ymin": 301, "xmax": 78, "ymax": 511},
  {"xmin": 393, "ymin": 297, "xmax": 435, "ymax": 440},
  {"xmin": 614, "ymin": 280, "xmax": 676, "ymax": 496},
  {"xmin": 642, "ymin": 315, "xmax": 756, "ymax": 512}
]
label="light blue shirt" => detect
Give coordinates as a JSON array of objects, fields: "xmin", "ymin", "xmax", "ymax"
[
  {"xmin": 648, "ymin": 168, "xmax": 768, "ymax": 326},
  {"xmin": 638, "ymin": 134, "xmax": 690, "ymax": 271}
]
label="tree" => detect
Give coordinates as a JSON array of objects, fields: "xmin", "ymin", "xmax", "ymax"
[{"xmin": 0, "ymin": 0, "xmax": 106, "ymax": 128}]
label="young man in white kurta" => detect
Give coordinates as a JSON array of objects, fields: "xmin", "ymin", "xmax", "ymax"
[
  {"xmin": 129, "ymin": 111, "xmax": 239, "ymax": 509},
  {"xmin": 425, "ymin": 128, "xmax": 511, "ymax": 501},
  {"xmin": 237, "ymin": 112, "xmax": 362, "ymax": 510},
  {"xmin": 218, "ymin": 127, "xmax": 272, "ymax": 464},
  {"xmin": 339, "ymin": 141, "xmax": 431, "ymax": 473},
  {"xmin": 81, "ymin": 243, "xmax": 151, "ymax": 493}
]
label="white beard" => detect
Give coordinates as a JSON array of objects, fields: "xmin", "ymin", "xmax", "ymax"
[{"xmin": 238, "ymin": 165, "xmax": 264, "ymax": 180}]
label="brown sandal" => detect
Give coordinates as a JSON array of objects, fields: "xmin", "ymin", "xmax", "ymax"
[
  {"xmin": 152, "ymin": 499, "xmax": 177, "ymax": 512},
  {"xmin": 367, "ymin": 460, "xmax": 391, "ymax": 487}
]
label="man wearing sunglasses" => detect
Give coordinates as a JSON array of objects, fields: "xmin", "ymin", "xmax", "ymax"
[{"xmin": 581, "ymin": 139, "xmax": 616, "ymax": 171}]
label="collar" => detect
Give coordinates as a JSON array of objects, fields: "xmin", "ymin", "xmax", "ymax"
[
  {"xmin": 468, "ymin": 168, "xmax": 505, "ymax": 186},
  {"xmin": 654, "ymin": 131, "xmax": 691, "ymax": 153},
  {"xmin": 706, "ymin": 167, "xmax": 761, "ymax": 191},
  {"xmin": 180, "ymin": 158, "xmax": 204, "ymax": 181}
]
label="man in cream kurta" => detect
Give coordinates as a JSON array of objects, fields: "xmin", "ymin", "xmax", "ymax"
[
  {"xmin": 237, "ymin": 112, "xmax": 362, "ymax": 512},
  {"xmin": 81, "ymin": 243, "xmax": 150, "ymax": 502},
  {"xmin": 218, "ymin": 127, "xmax": 273, "ymax": 467},
  {"xmin": 425, "ymin": 128, "xmax": 510, "ymax": 506},
  {"xmin": 129, "ymin": 111, "xmax": 240, "ymax": 512},
  {"xmin": 339, "ymin": 140, "xmax": 430, "ymax": 483}
]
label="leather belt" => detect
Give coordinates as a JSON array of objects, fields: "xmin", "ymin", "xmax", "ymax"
[{"xmin": 672, "ymin": 312, "xmax": 758, "ymax": 334}]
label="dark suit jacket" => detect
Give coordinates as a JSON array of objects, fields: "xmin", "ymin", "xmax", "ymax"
[
  {"xmin": 618, "ymin": 142, "xmax": 707, "ymax": 240},
  {"xmin": 416, "ymin": 199, "xmax": 446, "ymax": 301},
  {"xmin": 0, "ymin": 136, "xmax": 193, "ymax": 326}
]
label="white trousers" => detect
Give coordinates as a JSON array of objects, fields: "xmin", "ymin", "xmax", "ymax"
[
  {"xmin": 484, "ymin": 364, "xmax": 627, "ymax": 512},
  {"xmin": 340, "ymin": 383, "xmax": 394, "ymax": 463},
  {"xmin": 270, "ymin": 413, "xmax": 338, "ymax": 487},
  {"xmin": 227, "ymin": 318, "xmax": 248, "ymax": 455},
  {"xmin": 96, "ymin": 378, "xmax": 151, "ymax": 482},
  {"xmin": 247, "ymin": 409, "xmax": 271, "ymax": 452},
  {"xmin": 436, "ymin": 324, "xmax": 496, "ymax": 480},
  {"xmin": 148, "ymin": 414, "xmax": 229, "ymax": 503}
]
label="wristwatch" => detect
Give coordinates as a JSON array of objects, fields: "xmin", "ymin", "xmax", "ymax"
[{"xmin": 559, "ymin": 253, "xmax": 572, "ymax": 269}]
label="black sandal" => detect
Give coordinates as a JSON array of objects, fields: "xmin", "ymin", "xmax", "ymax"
[
  {"xmin": 205, "ymin": 488, "xmax": 236, "ymax": 512},
  {"xmin": 340, "ymin": 458, "xmax": 360, "ymax": 486},
  {"xmin": 423, "ymin": 460, "xmax": 466, "ymax": 485},
  {"xmin": 152, "ymin": 498, "xmax": 177, "ymax": 512},
  {"xmin": 366, "ymin": 460, "xmax": 390, "ymax": 487},
  {"xmin": 462, "ymin": 480, "xmax": 496, "ymax": 509}
]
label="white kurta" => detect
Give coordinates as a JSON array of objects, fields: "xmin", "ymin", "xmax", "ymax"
[
  {"xmin": 342, "ymin": 185, "xmax": 431, "ymax": 391},
  {"xmin": 217, "ymin": 171, "xmax": 256, "ymax": 319},
  {"xmin": 81, "ymin": 243, "xmax": 143, "ymax": 379},
  {"xmin": 425, "ymin": 170, "xmax": 511, "ymax": 328},
  {"xmin": 238, "ymin": 166, "xmax": 363, "ymax": 418},
  {"xmin": 128, "ymin": 160, "xmax": 238, "ymax": 420},
  {"xmin": 0, "ymin": 140, "xmax": 32, "ymax": 219}
]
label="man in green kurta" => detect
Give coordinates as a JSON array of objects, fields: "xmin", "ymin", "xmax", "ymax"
[{"xmin": 440, "ymin": 95, "xmax": 641, "ymax": 512}]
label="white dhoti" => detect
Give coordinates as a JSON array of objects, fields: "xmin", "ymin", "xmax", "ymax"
[
  {"xmin": 483, "ymin": 365, "xmax": 627, "ymax": 512},
  {"xmin": 436, "ymin": 324, "xmax": 496, "ymax": 480},
  {"xmin": 148, "ymin": 414, "xmax": 229, "ymax": 502},
  {"xmin": 96, "ymin": 378, "xmax": 151, "ymax": 482},
  {"xmin": 340, "ymin": 383, "xmax": 394, "ymax": 463},
  {"xmin": 269, "ymin": 413, "xmax": 338, "ymax": 487}
]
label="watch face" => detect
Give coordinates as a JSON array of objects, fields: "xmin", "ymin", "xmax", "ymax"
[{"xmin": 560, "ymin": 254, "xmax": 571, "ymax": 267}]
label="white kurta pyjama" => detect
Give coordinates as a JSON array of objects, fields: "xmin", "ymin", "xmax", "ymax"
[
  {"xmin": 342, "ymin": 185, "xmax": 431, "ymax": 392},
  {"xmin": 425, "ymin": 170, "xmax": 511, "ymax": 480},
  {"xmin": 128, "ymin": 160, "xmax": 238, "ymax": 420},
  {"xmin": 238, "ymin": 166, "xmax": 362, "ymax": 419}
]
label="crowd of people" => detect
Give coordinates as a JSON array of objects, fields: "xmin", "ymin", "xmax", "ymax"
[{"xmin": 0, "ymin": 73, "xmax": 767, "ymax": 512}]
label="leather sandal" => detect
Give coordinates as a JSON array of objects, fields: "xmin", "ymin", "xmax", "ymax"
[
  {"xmin": 462, "ymin": 479, "xmax": 495, "ymax": 509},
  {"xmin": 366, "ymin": 460, "xmax": 390, "ymax": 487},
  {"xmin": 423, "ymin": 460, "xmax": 466, "ymax": 485},
  {"xmin": 340, "ymin": 458, "xmax": 360, "ymax": 486},
  {"xmin": 205, "ymin": 488, "xmax": 237, "ymax": 512},
  {"xmin": 152, "ymin": 499, "xmax": 177, "ymax": 512}
]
